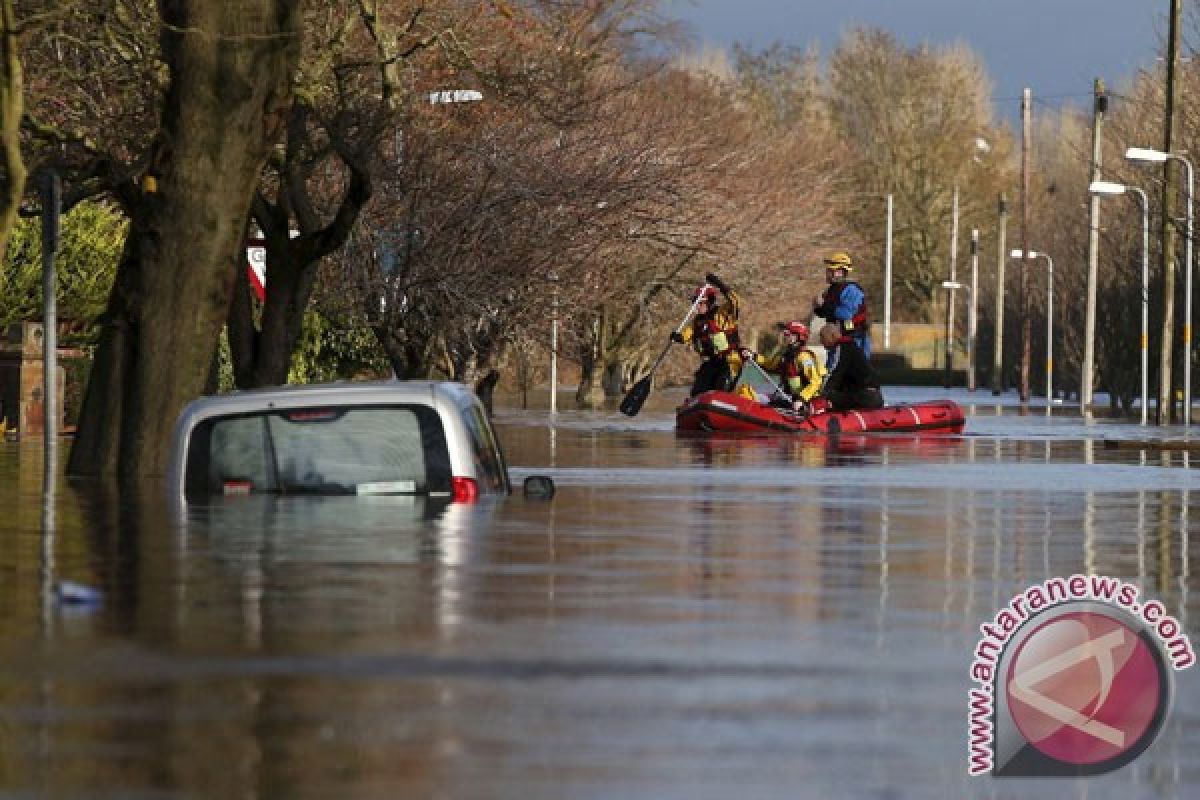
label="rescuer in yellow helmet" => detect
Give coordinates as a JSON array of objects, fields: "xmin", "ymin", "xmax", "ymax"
[{"xmin": 813, "ymin": 250, "xmax": 871, "ymax": 359}]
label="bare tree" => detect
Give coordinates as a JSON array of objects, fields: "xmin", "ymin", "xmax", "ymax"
[
  {"xmin": 228, "ymin": 1, "xmax": 465, "ymax": 389},
  {"xmin": 0, "ymin": 0, "xmax": 25, "ymax": 259},
  {"xmin": 68, "ymin": 1, "xmax": 302, "ymax": 484},
  {"xmin": 333, "ymin": 0, "xmax": 686, "ymax": 407},
  {"xmin": 827, "ymin": 28, "xmax": 1014, "ymax": 324}
]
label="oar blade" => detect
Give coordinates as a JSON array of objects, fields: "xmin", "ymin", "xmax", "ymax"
[{"xmin": 619, "ymin": 376, "xmax": 653, "ymax": 416}]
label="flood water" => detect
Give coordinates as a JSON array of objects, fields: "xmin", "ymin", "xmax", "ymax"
[{"xmin": 1, "ymin": 386, "xmax": 1198, "ymax": 799}]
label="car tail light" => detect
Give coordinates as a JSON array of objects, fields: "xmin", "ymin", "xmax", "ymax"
[{"xmin": 451, "ymin": 476, "xmax": 479, "ymax": 503}]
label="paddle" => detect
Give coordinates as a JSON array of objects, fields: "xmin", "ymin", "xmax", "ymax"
[
  {"xmin": 619, "ymin": 286, "xmax": 710, "ymax": 416},
  {"xmin": 740, "ymin": 356, "xmax": 819, "ymax": 431},
  {"xmin": 739, "ymin": 356, "xmax": 789, "ymax": 404}
]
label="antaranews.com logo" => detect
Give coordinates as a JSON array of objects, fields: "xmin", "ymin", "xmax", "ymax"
[{"xmin": 968, "ymin": 575, "xmax": 1194, "ymax": 777}]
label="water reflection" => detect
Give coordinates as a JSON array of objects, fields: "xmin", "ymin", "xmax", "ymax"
[{"xmin": 1, "ymin": 403, "xmax": 1199, "ymax": 798}]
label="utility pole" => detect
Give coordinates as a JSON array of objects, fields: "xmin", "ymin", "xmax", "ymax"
[
  {"xmin": 884, "ymin": 193, "xmax": 893, "ymax": 349},
  {"xmin": 944, "ymin": 185, "xmax": 960, "ymax": 387},
  {"xmin": 1020, "ymin": 88, "xmax": 1032, "ymax": 405},
  {"xmin": 969, "ymin": 228, "xmax": 979, "ymax": 391},
  {"xmin": 549, "ymin": 271, "xmax": 559, "ymax": 414},
  {"xmin": 1082, "ymin": 78, "xmax": 1106, "ymax": 419},
  {"xmin": 992, "ymin": 193, "xmax": 1008, "ymax": 395},
  {"xmin": 1160, "ymin": 0, "xmax": 1182, "ymax": 424}
]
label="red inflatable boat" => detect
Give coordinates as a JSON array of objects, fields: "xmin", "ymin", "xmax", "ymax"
[{"xmin": 676, "ymin": 390, "xmax": 965, "ymax": 435}]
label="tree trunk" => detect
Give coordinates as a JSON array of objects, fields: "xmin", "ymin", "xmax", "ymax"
[
  {"xmin": 68, "ymin": 250, "xmax": 140, "ymax": 479},
  {"xmin": 0, "ymin": 0, "xmax": 26, "ymax": 260},
  {"xmin": 230, "ymin": 124, "xmax": 372, "ymax": 389},
  {"xmin": 69, "ymin": 1, "xmax": 301, "ymax": 486},
  {"xmin": 373, "ymin": 325, "xmax": 408, "ymax": 378},
  {"xmin": 248, "ymin": 224, "xmax": 307, "ymax": 386},
  {"xmin": 575, "ymin": 315, "xmax": 605, "ymax": 409},
  {"xmin": 474, "ymin": 369, "xmax": 500, "ymax": 414},
  {"xmin": 601, "ymin": 358, "xmax": 625, "ymax": 396},
  {"xmin": 575, "ymin": 359, "xmax": 596, "ymax": 406},
  {"xmin": 462, "ymin": 337, "xmax": 503, "ymax": 413},
  {"xmin": 227, "ymin": 256, "xmax": 259, "ymax": 387},
  {"xmin": 373, "ymin": 323, "xmax": 439, "ymax": 381}
]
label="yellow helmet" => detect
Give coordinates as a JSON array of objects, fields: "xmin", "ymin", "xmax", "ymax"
[{"xmin": 823, "ymin": 251, "xmax": 853, "ymax": 270}]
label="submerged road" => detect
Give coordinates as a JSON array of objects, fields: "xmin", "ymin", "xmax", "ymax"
[{"xmin": 0, "ymin": 387, "xmax": 1197, "ymax": 798}]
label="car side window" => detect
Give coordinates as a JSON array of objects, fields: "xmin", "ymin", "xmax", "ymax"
[{"xmin": 462, "ymin": 403, "xmax": 509, "ymax": 492}]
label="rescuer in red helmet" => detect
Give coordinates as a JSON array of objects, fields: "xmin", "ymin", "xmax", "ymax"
[{"xmin": 744, "ymin": 320, "xmax": 826, "ymax": 414}]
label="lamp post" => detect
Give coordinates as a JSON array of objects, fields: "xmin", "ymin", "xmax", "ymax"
[
  {"xmin": 1011, "ymin": 249, "xmax": 1054, "ymax": 404},
  {"xmin": 940, "ymin": 140, "xmax": 990, "ymax": 384},
  {"xmin": 884, "ymin": 193, "xmax": 894, "ymax": 349},
  {"xmin": 969, "ymin": 228, "xmax": 979, "ymax": 391},
  {"xmin": 941, "ymin": 280, "xmax": 973, "ymax": 390},
  {"xmin": 429, "ymin": 89, "xmax": 484, "ymax": 104},
  {"xmin": 40, "ymin": 170, "xmax": 61, "ymax": 483},
  {"xmin": 549, "ymin": 271, "xmax": 559, "ymax": 414},
  {"xmin": 993, "ymin": 194, "xmax": 1008, "ymax": 395},
  {"xmin": 380, "ymin": 87, "xmax": 482, "ymax": 327},
  {"xmin": 1089, "ymin": 180, "xmax": 1150, "ymax": 425},
  {"xmin": 1127, "ymin": 146, "xmax": 1193, "ymax": 425},
  {"xmin": 943, "ymin": 186, "xmax": 960, "ymax": 387}
]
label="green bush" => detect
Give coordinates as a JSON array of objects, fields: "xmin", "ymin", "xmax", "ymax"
[
  {"xmin": 2, "ymin": 202, "xmax": 126, "ymax": 344},
  {"xmin": 288, "ymin": 309, "xmax": 391, "ymax": 384}
]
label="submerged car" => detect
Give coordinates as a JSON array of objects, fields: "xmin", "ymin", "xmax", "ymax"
[{"xmin": 167, "ymin": 381, "xmax": 541, "ymax": 505}]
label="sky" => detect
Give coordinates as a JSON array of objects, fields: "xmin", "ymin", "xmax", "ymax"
[{"xmin": 663, "ymin": 0, "xmax": 1166, "ymax": 124}]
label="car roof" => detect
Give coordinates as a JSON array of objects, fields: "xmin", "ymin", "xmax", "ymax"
[{"xmin": 175, "ymin": 380, "xmax": 476, "ymax": 425}]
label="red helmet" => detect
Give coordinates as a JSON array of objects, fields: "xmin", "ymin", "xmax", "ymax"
[
  {"xmin": 693, "ymin": 285, "xmax": 718, "ymax": 302},
  {"xmin": 779, "ymin": 320, "xmax": 809, "ymax": 339}
]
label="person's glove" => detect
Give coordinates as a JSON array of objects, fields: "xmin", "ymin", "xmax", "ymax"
[
  {"xmin": 704, "ymin": 272, "xmax": 728, "ymax": 293},
  {"xmin": 670, "ymin": 331, "xmax": 685, "ymax": 344}
]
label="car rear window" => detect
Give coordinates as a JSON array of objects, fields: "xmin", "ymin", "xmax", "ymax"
[{"xmin": 184, "ymin": 405, "xmax": 452, "ymax": 501}]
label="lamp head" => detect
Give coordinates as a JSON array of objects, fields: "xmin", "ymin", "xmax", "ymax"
[
  {"xmin": 1125, "ymin": 146, "xmax": 1169, "ymax": 164},
  {"xmin": 1088, "ymin": 180, "xmax": 1127, "ymax": 196}
]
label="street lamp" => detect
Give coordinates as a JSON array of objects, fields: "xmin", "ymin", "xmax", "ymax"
[
  {"xmin": 1089, "ymin": 180, "xmax": 1150, "ymax": 425},
  {"xmin": 1011, "ymin": 249, "xmax": 1054, "ymax": 405},
  {"xmin": 941, "ymin": 139, "xmax": 991, "ymax": 383},
  {"xmin": 385, "ymin": 86, "xmax": 483, "ymax": 315},
  {"xmin": 969, "ymin": 229, "xmax": 979, "ymax": 391},
  {"xmin": 941, "ymin": 186, "xmax": 963, "ymax": 388},
  {"xmin": 993, "ymin": 194, "xmax": 1009, "ymax": 396},
  {"xmin": 940, "ymin": 280, "xmax": 973, "ymax": 388},
  {"xmin": 548, "ymin": 271, "xmax": 559, "ymax": 414},
  {"xmin": 429, "ymin": 89, "xmax": 484, "ymax": 104},
  {"xmin": 884, "ymin": 193, "xmax": 893, "ymax": 349},
  {"xmin": 1126, "ymin": 146, "xmax": 1193, "ymax": 426}
]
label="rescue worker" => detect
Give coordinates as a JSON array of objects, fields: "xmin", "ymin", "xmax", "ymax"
[
  {"xmin": 671, "ymin": 271, "xmax": 743, "ymax": 396},
  {"xmin": 813, "ymin": 250, "xmax": 871, "ymax": 359},
  {"xmin": 742, "ymin": 321, "xmax": 825, "ymax": 414},
  {"xmin": 818, "ymin": 323, "xmax": 884, "ymax": 411}
]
